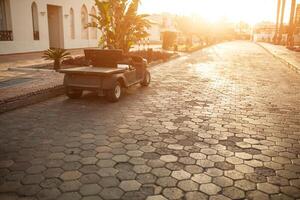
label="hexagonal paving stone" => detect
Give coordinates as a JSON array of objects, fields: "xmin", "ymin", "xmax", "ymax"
[
  {"xmin": 196, "ymin": 160, "xmax": 214, "ymax": 168},
  {"xmin": 151, "ymin": 168, "xmax": 171, "ymax": 177},
  {"xmin": 97, "ymin": 167, "xmax": 119, "ymax": 177},
  {"xmin": 205, "ymin": 168, "xmax": 223, "ymax": 177},
  {"xmin": 190, "ymin": 153, "xmax": 206, "ymax": 160},
  {"xmin": 226, "ymin": 157, "xmax": 243, "ymax": 165},
  {"xmin": 162, "ymin": 187, "xmax": 184, "ymax": 199},
  {"xmin": 146, "ymin": 195, "xmax": 168, "ymax": 200},
  {"xmin": 112, "ymin": 155, "xmax": 130, "ymax": 162},
  {"xmin": 98, "ymin": 176, "xmax": 120, "ymax": 187},
  {"xmin": 156, "ymin": 177, "xmax": 178, "ymax": 187},
  {"xmin": 235, "ymin": 164, "xmax": 254, "ymax": 173},
  {"xmin": 279, "ymin": 186, "xmax": 300, "ymax": 198},
  {"xmin": 57, "ymin": 192, "xmax": 81, "ymax": 200},
  {"xmin": 208, "ymin": 155, "xmax": 225, "ymax": 162},
  {"xmin": 235, "ymin": 180, "xmax": 256, "ymax": 191},
  {"xmin": 117, "ymin": 170, "xmax": 137, "ymax": 180},
  {"xmin": 40, "ymin": 178, "xmax": 62, "ymax": 189},
  {"xmin": 26, "ymin": 165, "xmax": 46, "ymax": 174},
  {"xmin": 178, "ymin": 180, "xmax": 199, "ymax": 191},
  {"xmin": 235, "ymin": 152, "xmax": 252, "ymax": 160},
  {"xmin": 213, "ymin": 176, "xmax": 233, "ymax": 187},
  {"xmin": 160, "ymin": 155, "xmax": 178, "ymax": 162},
  {"xmin": 127, "ymin": 150, "xmax": 144, "ymax": 157},
  {"xmin": 97, "ymin": 160, "xmax": 116, "ymax": 168},
  {"xmin": 168, "ymin": 144, "xmax": 184, "ymax": 150},
  {"xmin": 100, "ymin": 187, "xmax": 124, "ymax": 199},
  {"xmin": 119, "ymin": 180, "xmax": 141, "ymax": 191},
  {"xmin": 222, "ymin": 186, "xmax": 245, "ymax": 199},
  {"xmin": 60, "ymin": 171, "xmax": 82, "ymax": 181},
  {"xmin": 270, "ymin": 194, "xmax": 293, "ymax": 200},
  {"xmin": 137, "ymin": 173, "xmax": 157, "ymax": 184},
  {"xmin": 184, "ymin": 165, "xmax": 203, "ymax": 174},
  {"xmin": 59, "ymin": 180, "xmax": 82, "ymax": 192},
  {"xmin": 199, "ymin": 183, "xmax": 221, "ymax": 195},
  {"xmin": 215, "ymin": 161, "xmax": 235, "ymax": 170},
  {"xmin": 79, "ymin": 184, "xmax": 102, "ymax": 196},
  {"xmin": 171, "ymin": 170, "xmax": 191, "ymax": 180},
  {"xmin": 185, "ymin": 191, "xmax": 208, "ymax": 200},
  {"xmin": 192, "ymin": 173, "xmax": 212, "ymax": 184},
  {"xmin": 257, "ymin": 182, "xmax": 279, "ymax": 194},
  {"xmin": 80, "ymin": 157, "xmax": 98, "ymax": 165},
  {"xmin": 133, "ymin": 165, "xmax": 152, "ymax": 174},
  {"xmin": 246, "ymin": 190, "xmax": 269, "ymax": 200},
  {"xmin": 22, "ymin": 174, "xmax": 44, "ymax": 185},
  {"xmin": 0, "ymin": 160, "xmax": 14, "ymax": 168},
  {"xmin": 224, "ymin": 170, "xmax": 244, "ymax": 180},
  {"xmin": 17, "ymin": 185, "xmax": 41, "ymax": 196},
  {"xmin": 37, "ymin": 188, "xmax": 61, "ymax": 200},
  {"xmin": 80, "ymin": 173, "xmax": 100, "ymax": 184}
]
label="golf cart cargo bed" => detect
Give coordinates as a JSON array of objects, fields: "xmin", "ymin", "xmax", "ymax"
[{"xmin": 60, "ymin": 66, "xmax": 126, "ymax": 75}]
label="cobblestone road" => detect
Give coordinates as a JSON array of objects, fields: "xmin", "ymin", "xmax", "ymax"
[{"xmin": 0, "ymin": 41, "xmax": 300, "ymax": 200}]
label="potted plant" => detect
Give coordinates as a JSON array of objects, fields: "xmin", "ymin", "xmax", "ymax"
[{"xmin": 42, "ymin": 48, "xmax": 71, "ymax": 71}]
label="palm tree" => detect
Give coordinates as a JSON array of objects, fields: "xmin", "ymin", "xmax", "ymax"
[
  {"xmin": 88, "ymin": 0, "xmax": 151, "ymax": 53},
  {"xmin": 278, "ymin": 0, "xmax": 286, "ymax": 44},
  {"xmin": 287, "ymin": 0, "xmax": 296, "ymax": 47},
  {"xmin": 42, "ymin": 48, "xmax": 71, "ymax": 71},
  {"xmin": 274, "ymin": 0, "xmax": 281, "ymax": 44}
]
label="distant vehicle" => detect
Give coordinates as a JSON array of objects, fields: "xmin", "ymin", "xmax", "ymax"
[{"xmin": 60, "ymin": 49, "xmax": 151, "ymax": 102}]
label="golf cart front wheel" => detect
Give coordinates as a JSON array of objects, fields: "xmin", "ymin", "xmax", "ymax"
[{"xmin": 141, "ymin": 71, "xmax": 151, "ymax": 86}]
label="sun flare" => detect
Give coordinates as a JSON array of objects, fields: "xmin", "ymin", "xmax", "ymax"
[{"xmin": 139, "ymin": 0, "xmax": 290, "ymax": 24}]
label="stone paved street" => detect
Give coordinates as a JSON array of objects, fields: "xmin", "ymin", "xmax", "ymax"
[{"xmin": 0, "ymin": 41, "xmax": 300, "ymax": 200}]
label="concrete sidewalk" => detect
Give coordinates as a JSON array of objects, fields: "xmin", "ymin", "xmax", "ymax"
[
  {"xmin": 258, "ymin": 42, "xmax": 300, "ymax": 73},
  {"xmin": 0, "ymin": 49, "xmax": 84, "ymax": 70},
  {"xmin": 0, "ymin": 70, "xmax": 64, "ymax": 113}
]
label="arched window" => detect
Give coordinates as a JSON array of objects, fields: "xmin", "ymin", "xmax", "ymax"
[
  {"xmin": 0, "ymin": 0, "xmax": 13, "ymax": 41},
  {"xmin": 70, "ymin": 8, "xmax": 75, "ymax": 39},
  {"xmin": 90, "ymin": 7, "xmax": 97, "ymax": 40},
  {"xmin": 31, "ymin": 2, "xmax": 39, "ymax": 40},
  {"xmin": 81, "ymin": 5, "xmax": 88, "ymax": 40}
]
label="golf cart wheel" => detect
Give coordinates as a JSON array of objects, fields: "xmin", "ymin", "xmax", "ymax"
[
  {"xmin": 106, "ymin": 82, "xmax": 122, "ymax": 102},
  {"xmin": 141, "ymin": 71, "xmax": 151, "ymax": 86},
  {"xmin": 66, "ymin": 88, "xmax": 83, "ymax": 99}
]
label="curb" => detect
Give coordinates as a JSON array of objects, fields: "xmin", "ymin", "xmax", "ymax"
[
  {"xmin": 256, "ymin": 43, "xmax": 300, "ymax": 74},
  {"xmin": 149, "ymin": 54, "xmax": 181, "ymax": 67},
  {"xmin": 0, "ymin": 85, "xmax": 64, "ymax": 114},
  {"xmin": 8, "ymin": 67, "xmax": 54, "ymax": 72}
]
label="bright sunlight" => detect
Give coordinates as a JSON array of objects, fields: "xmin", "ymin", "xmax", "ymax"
[{"xmin": 139, "ymin": 0, "xmax": 295, "ymax": 24}]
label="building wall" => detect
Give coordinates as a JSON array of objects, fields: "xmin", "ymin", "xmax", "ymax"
[{"xmin": 0, "ymin": 0, "xmax": 98, "ymax": 55}]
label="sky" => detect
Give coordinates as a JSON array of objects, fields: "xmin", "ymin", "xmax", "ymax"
[{"xmin": 139, "ymin": 0, "xmax": 300, "ymax": 24}]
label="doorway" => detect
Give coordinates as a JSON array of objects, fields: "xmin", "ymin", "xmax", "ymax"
[{"xmin": 47, "ymin": 5, "xmax": 64, "ymax": 48}]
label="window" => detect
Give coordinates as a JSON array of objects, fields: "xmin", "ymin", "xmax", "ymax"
[
  {"xmin": 70, "ymin": 8, "xmax": 75, "ymax": 39},
  {"xmin": 90, "ymin": 7, "xmax": 97, "ymax": 40},
  {"xmin": 81, "ymin": 5, "xmax": 88, "ymax": 40},
  {"xmin": 31, "ymin": 2, "xmax": 39, "ymax": 40},
  {"xmin": 0, "ymin": 0, "xmax": 13, "ymax": 41}
]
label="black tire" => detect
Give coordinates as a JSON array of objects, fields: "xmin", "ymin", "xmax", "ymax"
[
  {"xmin": 66, "ymin": 88, "xmax": 83, "ymax": 99},
  {"xmin": 141, "ymin": 71, "xmax": 151, "ymax": 86},
  {"xmin": 105, "ymin": 81, "xmax": 122, "ymax": 102}
]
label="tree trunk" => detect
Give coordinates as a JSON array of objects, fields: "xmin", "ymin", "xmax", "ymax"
[
  {"xmin": 274, "ymin": 0, "xmax": 281, "ymax": 44},
  {"xmin": 54, "ymin": 59, "xmax": 61, "ymax": 71},
  {"xmin": 278, "ymin": 0, "xmax": 286, "ymax": 45},
  {"xmin": 287, "ymin": 0, "xmax": 296, "ymax": 47}
]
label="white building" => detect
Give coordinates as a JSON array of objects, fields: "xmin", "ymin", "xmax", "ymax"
[
  {"xmin": 0, "ymin": 0, "xmax": 98, "ymax": 55},
  {"xmin": 146, "ymin": 13, "xmax": 178, "ymax": 44}
]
